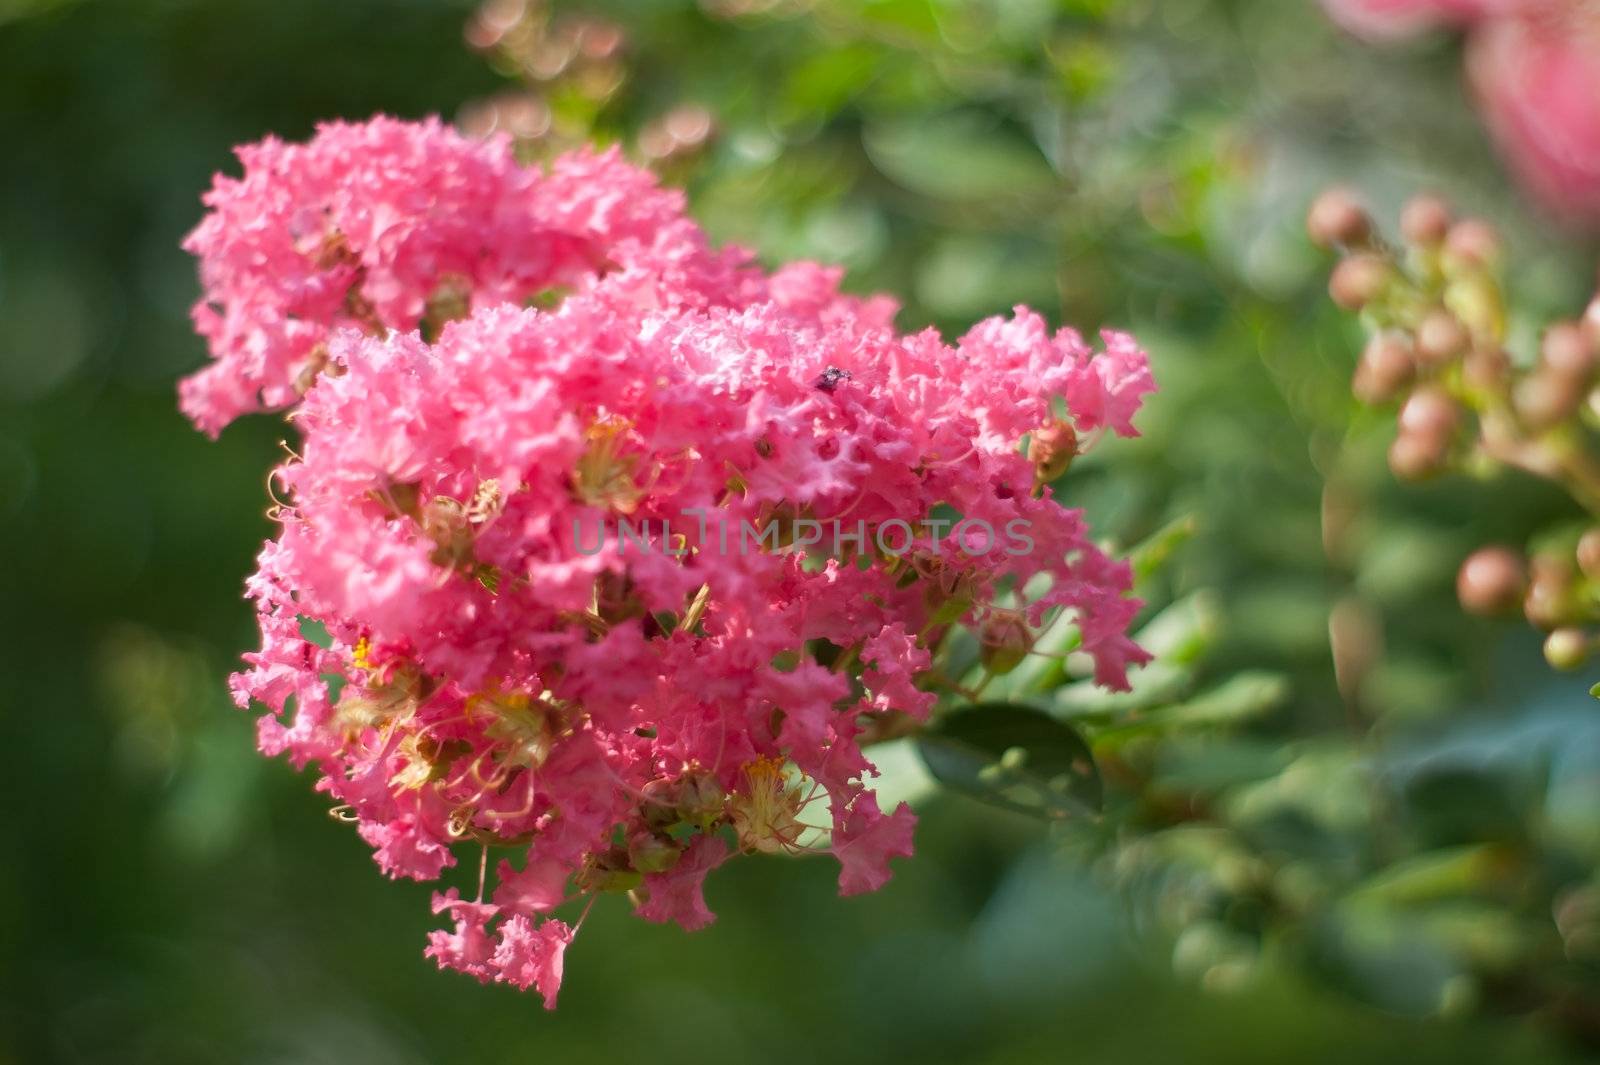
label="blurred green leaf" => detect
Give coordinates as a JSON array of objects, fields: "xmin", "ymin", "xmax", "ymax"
[
  {"xmin": 1399, "ymin": 766, "xmax": 1531, "ymax": 848},
  {"xmin": 1303, "ymin": 913, "xmax": 1473, "ymax": 1018},
  {"xmin": 1127, "ymin": 513, "xmax": 1199, "ymax": 586},
  {"xmin": 1344, "ymin": 845, "xmax": 1519, "ymax": 907},
  {"xmin": 863, "ymin": 112, "xmax": 1058, "ymax": 202},
  {"xmin": 917, "ymin": 703, "xmax": 1102, "ymax": 819},
  {"xmin": 1145, "ymin": 671, "xmax": 1289, "ymax": 729}
]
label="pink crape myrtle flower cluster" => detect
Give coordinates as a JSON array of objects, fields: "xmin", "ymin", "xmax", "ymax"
[
  {"xmin": 183, "ymin": 116, "xmax": 1154, "ymax": 1007},
  {"xmin": 180, "ymin": 115, "xmax": 817, "ymax": 435},
  {"xmin": 1321, "ymin": 0, "xmax": 1600, "ymax": 221}
]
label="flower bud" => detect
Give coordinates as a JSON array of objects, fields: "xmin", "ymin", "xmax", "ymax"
[
  {"xmin": 1556, "ymin": 887, "xmax": 1600, "ymax": 959},
  {"xmin": 1414, "ymin": 309, "xmax": 1468, "ymax": 367},
  {"xmin": 1398, "ymin": 387, "xmax": 1459, "ymax": 442},
  {"xmin": 1387, "ymin": 430, "xmax": 1447, "ymax": 481},
  {"xmin": 1584, "ymin": 296, "xmax": 1600, "ymax": 344},
  {"xmin": 1352, "ymin": 333, "xmax": 1414, "ymax": 404},
  {"xmin": 978, "ymin": 611, "xmax": 1031, "ymax": 676},
  {"xmin": 1444, "ymin": 218, "xmax": 1501, "ymax": 271},
  {"xmin": 641, "ymin": 770, "xmax": 725, "ymax": 831},
  {"xmin": 1456, "ymin": 546, "xmax": 1526, "ymax": 616},
  {"xmin": 1525, "ymin": 556, "xmax": 1579, "ymax": 630},
  {"xmin": 1028, "ymin": 420, "xmax": 1079, "ymax": 482},
  {"xmin": 1540, "ymin": 321, "xmax": 1597, "ymax": 384},
  {"xmin": 1400, "ymin": 194, "xmax": 1452, "ymax": 246},
  {"xmin": 1329, "ymin": 253, "xmax": 1392, "ymax": 311},
  {"xmin": 1514, "ymin": 370, "xmax": 1582, "ymax": 431},
  {"xmin": 1578, "ymin": 528, "xmax": 1600, "ymax": 581},
  {"xmin": 1307, "ymin": 187, "xmax": 1372, "ymax": 249},
  {"xmin": 1544, "ymin": 627, "xmax": 1591, "ymax": 671},
  {"xmin": 681, "ymin": 772, "xmax": 726, "ymax": 827},
  {"xmin": 1462, "ymin": 343, "xmax": 1510, "ymax": 392}
]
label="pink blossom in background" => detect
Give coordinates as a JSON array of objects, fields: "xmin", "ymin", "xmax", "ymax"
[
  {"xmin": 1469, "ymin": 9, "xmax": 1600, "ymax": 219},
  {"xmin": 1320, "ymin": 0, "xmax": 1600, "ymax": 221},
  {"xmin": 1321, "ymin": 0, "xmax": 1511, "ymax": 38}
]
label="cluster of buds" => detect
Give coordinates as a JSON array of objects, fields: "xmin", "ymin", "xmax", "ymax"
[
  {"xmin": 1311, "ymin": 188, "xmax": 1600, "ymax": 487},
  {"xmin": 1313, "ymin": 186, "xmax": 1600, "ymax": 669},
  {"xmin": 1457, "ymin": 533, "xmax": 1600, "ymax": 670}
]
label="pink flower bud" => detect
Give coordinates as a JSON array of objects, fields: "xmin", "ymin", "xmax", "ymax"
[
  {"xmin": 1456, "ymin": 545, "xmax": 1526, "ymax": 615},
  {"xmin": 1307, "ymin": 187, "xmax": 1373, "ymax": 248},
  {"xmin": 1400, "ymin": 193, "xmax": 1454, "ymax": 245},
  {"xmin": 1415, "ymin": 309, "xmax": 1469, "ymax": 366},
  {"xmin": 1329, "ymin": 253, "xmax": 1393, "ymax": 311},
  {"xmin": 1353, "ymin": 333, "xmax": 1415, "ymax": 404}
]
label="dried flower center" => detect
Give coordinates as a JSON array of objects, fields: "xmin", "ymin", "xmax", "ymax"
[{"xmin": 728, "ymin": 756, "xmax": 806, "ymax": 854}]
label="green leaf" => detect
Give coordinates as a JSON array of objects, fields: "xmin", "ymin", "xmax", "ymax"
[
  {"xmin": 1151, "ymin": 671, "xmax": 1289, "ymax": 728},
  {"xmin": 1399, "ymin": 766, "xmax": 1530, "ymax": 848},
  {"xmin": 863, "ymin": 113, "xmax": 1057, "ymax": 202},
  {"xmin": 1146, "ymin": 736, "xmax": 1293, "ymax": 794},
  {"xmin": 779, "ymin": 44, "xmax": 879, "ymax": 125},
  {"xmin": 1054, "ymin": 660, "xmax": 1190, "ymax": 720},
  {"xmin": 1135, "ymin": 590, "xmax": 1222, "ymax": 664},
  {"xmin": 1126, "ymin": 513, "xmax": 1199, "ymax": 586},
  {"xmin": 1224, "ymin": 743, "xmax": 1372, "ymax": 834},
  {"xmin": 1342, "ymin": 845, "xmax": 1518, "ymax": 908},
  {"xmin": 1088, "ymin": 671, "xmax": 1288, "ymax": 754},
  {"xmin": 1303, "ymin": 912, "xmax": 1472, "ymax": 1018},
  {"xmin": 915, "ymin": 703, "xmax": 1101, "ymax": 820}
]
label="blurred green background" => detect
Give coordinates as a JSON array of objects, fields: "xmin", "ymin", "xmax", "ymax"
[{"xmin": 5, "ymin": 0, "xmax": 1600, "ymax": 1061}]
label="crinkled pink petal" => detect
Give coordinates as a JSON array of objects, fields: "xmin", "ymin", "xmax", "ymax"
[
  {"xmin": 493, "ymin": 856, "xmax": 570, "ymax": 917},
  {"xmin": 636, "ymin": 834, "xmax": 729, "ymax": 931},
  {"xmin": 491, "ymin": 915, "xmax": 575, "ymax": 1007},
  {"xmin": 833, "ymin": 794, "xmax": 917, "ymax": 897}
]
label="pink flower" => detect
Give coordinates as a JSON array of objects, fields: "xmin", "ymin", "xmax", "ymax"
[
  {"xmin": 194, "ymin": 117, "xmax": 1156, "ymax": 1005},
  {"xmin": 179, "ymin": 116, "xmax": 883, "ymax": 435},
  {"xmin": 492, "ymin": 916, "xmax": 575, "ymax": 1006},
  {"xmin": 493, "ymin": 856, "xmax": 569, "ymax": 915},
  {"xmin": 1321, "ymin": 0, "xmax": 1514, "ymax": 38},
  {"xmin": 636, "ymin": 834, "xmax": 730, "ymax": 931},
  {"xmin": 1469, "ymin": 10, "xmax": 1600, "ymax": 219},
  {"xmin": 1321, "ymin": 0, "xmax": 1600, "ymax": 221},
  {"xmin": 424, "ymin": 890, "xmax": 498, "ymax": 982},
  {"xmin": 424, "ymin": 889, "xmax": 575, "ymax": 1006},
  {"xmin": 832, "ymin": 794, "xmax": 917, "ymax": 896}
]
